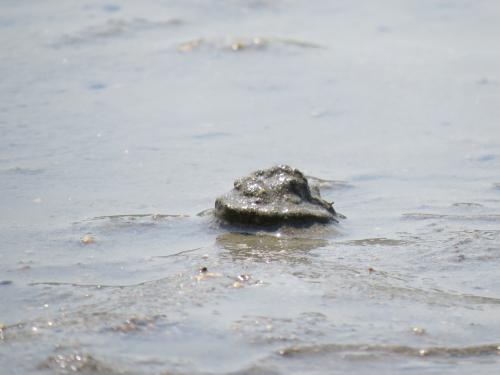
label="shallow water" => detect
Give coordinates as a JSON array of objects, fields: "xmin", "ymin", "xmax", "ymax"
[{"xmin": 1, "ymin": 1, "xmax": 500, "ymax": 374}]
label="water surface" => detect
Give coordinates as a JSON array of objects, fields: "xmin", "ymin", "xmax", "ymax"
[{"xmin": 1, "ymin": 1, "xmax": 500, "ymax": 374}]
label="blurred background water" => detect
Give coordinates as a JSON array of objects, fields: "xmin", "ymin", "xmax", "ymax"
[{"xmin": 1, "ymin": 1, "xmax": 500, "ymax": 374}]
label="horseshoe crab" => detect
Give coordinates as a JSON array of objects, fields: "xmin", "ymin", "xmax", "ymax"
[{"xmin": 214, "ymin": 165, "xmax": 341, "ymax": 226}]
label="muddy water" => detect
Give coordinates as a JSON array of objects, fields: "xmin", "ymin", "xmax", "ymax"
[{"xmin": 1, "ymin": 1, "xmax": 500, "ymax": 374}]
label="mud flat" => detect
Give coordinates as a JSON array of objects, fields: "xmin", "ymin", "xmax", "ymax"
[{"xmin": 1, "ymin": 1, "xmax": 500, "ymax": 374}]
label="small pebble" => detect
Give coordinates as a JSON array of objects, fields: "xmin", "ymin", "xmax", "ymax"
[
  {"xmin": 231, "ymin": 42, "xmax": 245, "ymax": 51},
  {"xmin": 237, "ymin": 274, "xmax": 251, "ymax": 282},
  {"xmin": 80, "ymin": 234, "xmax": 95, "ymax": 244},
  {"xmin": 412, "ymin": 327, "xmax": 426, "ymax": 335},
  {"xmin": 194, "ymin": 269, "xmax": 220, "ymax": 281},
  {"xmin": 232, "ymin": 281, "xmax": 243, "ymax": 288},
  {"xmin": 0, "ymin": 280, "xmax": 13, "ymax": 286}
]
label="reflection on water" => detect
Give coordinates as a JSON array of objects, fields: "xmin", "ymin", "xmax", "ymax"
[
  {"xmin": 217, "ymin": 232, "xmax": 328, "ymax": 253},
  {"xmin": 216, "ymin": 232, "xmax": 328, "ymax": 263}
]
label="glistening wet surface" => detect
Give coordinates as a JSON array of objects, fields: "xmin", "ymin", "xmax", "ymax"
[{"xmin": 1, "ymin": 1, "xmax": 500, "ymax": 374}]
